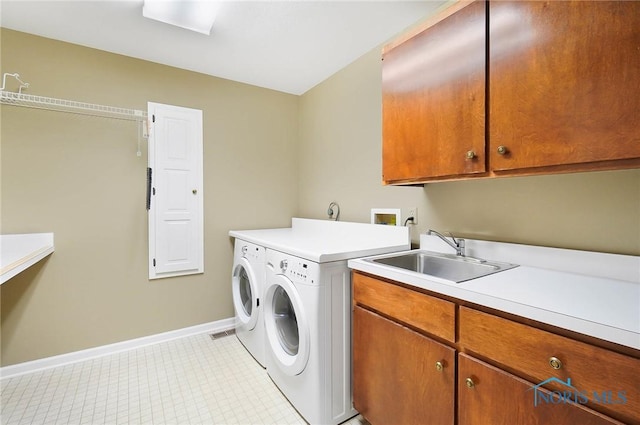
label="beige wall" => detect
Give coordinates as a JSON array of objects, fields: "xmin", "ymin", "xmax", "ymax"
[
  {"xmin": 298, "ymin": 47, "xmax": 640, "ymax": 255},
  {"xmin": 2, "ymin": 25, "xmax": 640, "ymax": 367},
  {"xmin": 0, "ymin": 29, "xmax": 299, "ymax": 366}
]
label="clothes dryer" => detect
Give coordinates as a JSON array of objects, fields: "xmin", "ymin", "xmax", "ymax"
[
  {"xmin": 263, "ymin": 249, "xmax": 356, "ymax": 425},
  {"xmin": 232, "ymin": 239, "xmax": 266, "ymax": 367},
  {"xmin": 230, "ymin": 219, "xmax": 410, "ymax": 424}
]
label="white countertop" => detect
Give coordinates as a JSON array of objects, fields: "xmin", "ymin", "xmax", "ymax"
[
  {"xmin": 348, "ymin": 235, "xmax": 640, "ymax": 350},
  {"xmin": 1, "ymin": 233, "xmax": 55, "ymax": 284},
  {"xmin": 230, "ymin": 218, "xmax": 410, "ymax": 263}
]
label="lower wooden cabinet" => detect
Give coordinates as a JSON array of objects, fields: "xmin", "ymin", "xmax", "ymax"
[
  {"xmin": 458, "ymin": 353, "xmax": 624, "ymax": 425},
  {"xmin": 352, "ymin": 272, "xmax": 639, "ymax": 425},
  {"xmin": 353, "ymin": 272, "xmax": 455, "ymax": 342},
  {"xmin": 353, "ymin": 305, "xmax": 455, "ymax": 425},
  {"xmin": 459, "ymin": 307, "xmax": 640, "ymax": 423}
]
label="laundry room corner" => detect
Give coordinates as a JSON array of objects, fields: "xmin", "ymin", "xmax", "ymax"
[{"xmin": 0, "ymin": 28, "xmax": 299, "ymax": 367}]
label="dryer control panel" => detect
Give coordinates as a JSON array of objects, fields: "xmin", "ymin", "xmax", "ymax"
[
  {"xmin": 234, "ymin": 240, "xmax": 265, "ymax": 266},
  {"xmin": 242, "ymin": 244, "xmax": 263, "ymax": 262},
  {"xmin": 272, "ymin": 253, "xmax": 320, "ymax": 286}
]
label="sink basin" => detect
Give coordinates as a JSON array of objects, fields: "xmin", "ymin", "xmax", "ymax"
[{"xmin": 367, "ymin": 251, "xmax": 518, "ymax": 283}]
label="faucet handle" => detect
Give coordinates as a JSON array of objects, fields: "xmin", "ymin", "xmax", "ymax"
[
  {"xmin": 427, "ymin": 229, "xmax": 466, "ymax": 256},
  {"xmin": 457, "ymin": 238, "xmax": 466, "ymax": 254}
]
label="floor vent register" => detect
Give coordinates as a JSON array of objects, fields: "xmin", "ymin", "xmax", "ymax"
[{"xmin": 210, "ymin": 329, "xmax": 236, "ymax": 340}]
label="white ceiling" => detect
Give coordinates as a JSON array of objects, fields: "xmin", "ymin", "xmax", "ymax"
[{"xmin": 0, "ymin": 0, "xmax": 446, "ymax": 95}]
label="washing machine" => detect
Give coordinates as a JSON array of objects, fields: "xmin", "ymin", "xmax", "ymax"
[
  {"xmin": 232, "ymin": 239, "xmax": 266, "ymax": 367},
  {"xmin": 263, "ymin": 248, "xmax": 357, "ymax": 425}
]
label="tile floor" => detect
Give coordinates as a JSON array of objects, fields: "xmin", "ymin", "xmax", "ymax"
[{"xmin": 0, "ymin": 332, "xmax": 367, "ymax": 425}]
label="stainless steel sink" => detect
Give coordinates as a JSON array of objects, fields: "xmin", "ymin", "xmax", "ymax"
[{"xmin": 368, "ymin": 251, "xmax": 518, "ymax": 283}]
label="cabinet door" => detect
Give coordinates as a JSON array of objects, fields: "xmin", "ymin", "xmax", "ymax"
[
  {"xmin": 353, "ymin": 306, "xmax": 455, "ymax": 425},
  {"xmin": 458, "ymin": 354, "xmax": 624, "ymax": 425},
  {"xmin": 382, "ymin": 1, "xmax": 486, "ymax": 183},
  {"xmin": 489, "ymin": 1, "xmax": 640, "ymax": 173},
  {"xmin": 459, "ymin": 307, "xmax": 640, "ymax": 424}
]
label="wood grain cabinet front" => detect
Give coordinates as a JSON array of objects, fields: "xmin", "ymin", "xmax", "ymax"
[
  {"xmin": 353, "ymin": 272, "xmax": 455, "ymax": 342},
  {"xmin": 489, "ymin": 1, "xmax": 640, "ymax": 175},
  {"xmin": 459, "ymin": 307, "xmax": 640, "ymax": 424},
  {"xmin": 458, "ymin": 353, "xmax": 626, "ymax": 425},
  {"xmin": 381, "ymin": 0, "xmax": 486, "ymax": 184},
  {"xmin": 351, "ymin": 272, "xmax": 639, "ymax": 425},
  {"xmin": 353, "ymin": 305, "xmax": 455, "ymax": 425},
  {"xmin": 382, "ymin": 0, "xmax": 640, "ymax": 184}
]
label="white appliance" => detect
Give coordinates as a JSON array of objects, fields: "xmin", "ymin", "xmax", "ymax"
[
  {"xmin": 229, "ymin": 218, "xmax": 410, "ymax": 425},
  {"xmin": 264, "ymin": 249, "xmax": 353, "ymax": 425},
  {"xmin": 231, "ymin": 239, "xmax": 266, "ymax": 367}
]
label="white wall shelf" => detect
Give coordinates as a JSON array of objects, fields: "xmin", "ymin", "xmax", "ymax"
[
  {"xmin": 1, "ymin": 233, "xmax": 54, "ymax": 284},
  {"xmin": 0, "ymin": 89, "xmax": 147, "ymax": 122}
]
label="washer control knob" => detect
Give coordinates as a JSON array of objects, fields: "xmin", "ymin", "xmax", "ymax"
[{"xmin": 280, "ymin": 259, "xmax": 288, "ymax": 272}]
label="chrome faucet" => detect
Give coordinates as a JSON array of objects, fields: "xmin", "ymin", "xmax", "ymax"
[{"xmin": 427, "ymin": 229, "xmax": 465, "ymax": 256}]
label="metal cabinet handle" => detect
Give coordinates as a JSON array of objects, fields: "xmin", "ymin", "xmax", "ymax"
[
  {"xmin": 549, "ymin": 356, "xmax": 563, "ymax": 370},
  {"xmin": 465, "ymin": 377, "xmax": 475, "ymax": 388},
  {"xmin": 192, "ymin": 189, "xmax": 198, "ymax": 195},
  {"xmin": 435, "ymin": 361, "xmax": 444, "ymax": 372},
  {"xmin": 497, "ymin": 145, "xmax": 508, "ymax": 155},
  {"xmin": 466, "ymin": 150, "xmax": 476, "ymax": 159}
]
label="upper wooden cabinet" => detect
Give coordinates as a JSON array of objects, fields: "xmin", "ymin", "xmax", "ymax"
[
  {"xmin": 489, "ymin": 1, "xmax": 640, "ymax": 174},
  {"xmin": 382, "ymin": 1, "xmax": 486, "ymax": 183},
  {"xmin": 382, "ymin": 0, "xmax": 640, "ymax": 184}
]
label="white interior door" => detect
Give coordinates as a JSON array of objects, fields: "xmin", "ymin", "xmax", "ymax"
[{"xmin": 148, "ymin": 102, "xmax": 203, "ymax": 279}]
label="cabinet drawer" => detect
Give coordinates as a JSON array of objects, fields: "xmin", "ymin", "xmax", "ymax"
[
  {"xmin": 353, "ymin": 272, "xmax": 455, "ymax": 342},
  {"xmin": 459, "ymin": 307, "xmax": 640, "ymax": 424}
]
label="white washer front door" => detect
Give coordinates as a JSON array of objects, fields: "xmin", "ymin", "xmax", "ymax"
[
  {"xmin": 264, "ymin": 274, "xmax": 310, "ymax": 376},
  {"xmin": 232, "ymin": 258, "xmax": 259, "ymax": 331}
]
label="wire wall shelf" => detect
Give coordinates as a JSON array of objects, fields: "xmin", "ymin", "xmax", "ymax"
[
  {"xmin": 1, "ymin": 73, "xmax": 148, "ymax": 156},
  {"xmin": 0, "ymin": 90, "xmax": 147, "ymax": 122}
]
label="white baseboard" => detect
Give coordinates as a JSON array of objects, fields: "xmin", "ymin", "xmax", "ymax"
[{"xmin": 0, "ymin": 317, "xmax": 235, "ymax": 380}]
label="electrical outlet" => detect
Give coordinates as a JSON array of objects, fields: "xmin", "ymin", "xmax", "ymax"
[{"xmin": 408, "ymin": 207, "xmax": 418, "ymax": 225}]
